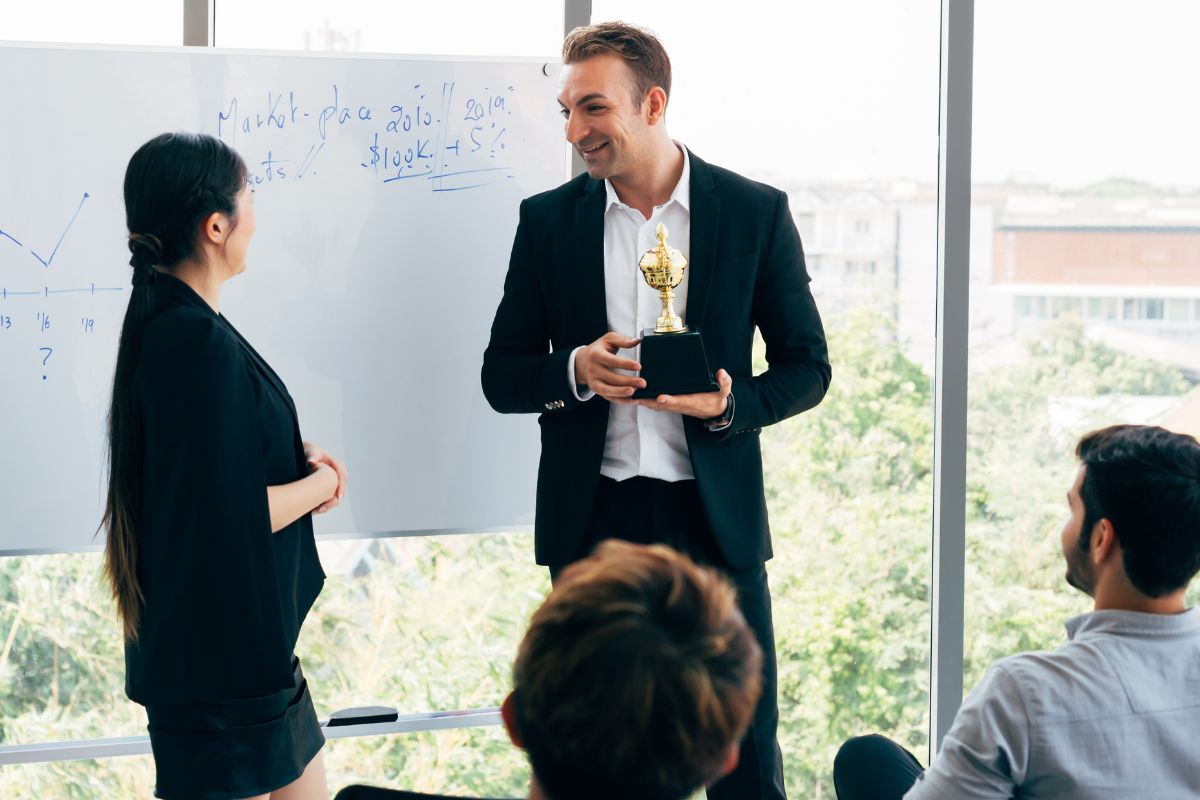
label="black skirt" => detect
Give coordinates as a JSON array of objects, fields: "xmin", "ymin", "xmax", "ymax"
[{"xmin": 145, "ymin": 657, "xmax": 324, "ymax": 799}]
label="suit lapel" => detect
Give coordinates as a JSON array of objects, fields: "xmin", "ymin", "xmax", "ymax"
[
  {"xmin": 575, "ymin": 177, "xmax": 608, "ymax": 338},
  {"xmin": 686, "ymin": 154, "xmax": 720, "ymax": 333}
]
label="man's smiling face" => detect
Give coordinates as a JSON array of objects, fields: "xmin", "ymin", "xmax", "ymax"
[{"xmin": 558, "ymin": 54, "xmax": 655, "ymax": 182}]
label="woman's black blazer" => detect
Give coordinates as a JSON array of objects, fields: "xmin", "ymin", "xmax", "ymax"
[{"xmin": 125, "ymin": 274, "xmax": 324, "ymax": 705}]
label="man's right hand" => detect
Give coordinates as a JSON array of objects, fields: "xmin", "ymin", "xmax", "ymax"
[{"xmin": 575, "ymin": 332, "xmax": 645, "ymax": 403}]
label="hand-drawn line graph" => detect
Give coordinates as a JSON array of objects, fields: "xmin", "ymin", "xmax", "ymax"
[{"xmin": 1, "ymin": 192, "xmax": 91, "ymax": 270}]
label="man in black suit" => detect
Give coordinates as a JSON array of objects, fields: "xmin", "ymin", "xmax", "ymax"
[{"xmin": 482, "ymin": 22, "xmax": 829, "ymax": 800}]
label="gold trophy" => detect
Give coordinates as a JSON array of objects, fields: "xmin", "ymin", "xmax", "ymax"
[{"xmin": 632, "ymin": 223, "xmax": 719, "ymax": 399}]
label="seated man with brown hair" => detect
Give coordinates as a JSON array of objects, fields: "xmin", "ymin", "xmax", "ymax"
[
  {"xmin": 834, "ymin": 424, "xmax": 1200, "ymax": 799},
  {"xmin": 501, "ymin": 540, "xmax": 763, "ymax": 800}
]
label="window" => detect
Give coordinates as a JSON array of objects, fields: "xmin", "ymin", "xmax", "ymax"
[
  {"xmin": 215, "ymin": 0, "xmax": 562, "ymax": 56},
  {"xmin": 1, "ymin": 1, "xmax": 563, "ymax": 794},
  {"xmin": 0, "ymin": 535, "xmax": 546, "ymax": 796},
  {"xmin": 590, "ymin": 3, "xmax": 939, "ymax": 794},
  {"xmin": 795, "ymin": 212, "xmax": 817, "ymax": 242},
  {"xmin": 966, "ymin": 0, "xmax": 1200, "ymax": 698},
  {"xmin": 20, "ymin": 3, "xmax": 1200, "ymax": 796},
  {"xmin": 1049, "ymin": 296, "xmax": 1081, "ymax": 318},
  {"xmin": 1086, "ymin": 297, "xmax": 1119, "ymax": 320},
  {"xmin": 1, "ymin": 0, "xmax": 181, "ymax": 46},
  {"xmin": 1123, "ymin": 297, "xmax": 1167, "ymax": 321}
]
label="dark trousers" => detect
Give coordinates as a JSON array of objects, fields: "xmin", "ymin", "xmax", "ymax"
[
  {"xmin": 833, "ymin": 734, "xmax": 924, "ymax": 800},
  {"xmin": 549, "ymin": 475, "xmax": 787, "ymax": 800}
]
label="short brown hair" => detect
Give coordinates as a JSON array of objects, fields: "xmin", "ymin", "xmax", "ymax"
[
  {"xmin": 563, "ymin": 21, "xmax": 672, "ymax": 109},
  {"xmin": 511, "ymin": 541, "xmax": 762, "ymax": 800}
]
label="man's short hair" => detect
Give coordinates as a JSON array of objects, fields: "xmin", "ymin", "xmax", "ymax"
[
  {"xmin": 1076, "ymin": 424, "xmax": 1200, "ymax": 596},
  {"xmin": 511, "ymin": 541, "xmax": 762, "ymax": 800},
  {"xmin": 562, "ymin": 21, "xmax": 672, "ymax": 109}
]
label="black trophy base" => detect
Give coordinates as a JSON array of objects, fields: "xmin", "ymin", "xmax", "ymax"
[{"xmin": 631, "ymin": 328, "xmax": 719, "ymax": 399}]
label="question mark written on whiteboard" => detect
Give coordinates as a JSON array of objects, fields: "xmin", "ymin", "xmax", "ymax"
[{"xmin": 39, "ymin": 346, "xmax": 53, "ymax": 381}]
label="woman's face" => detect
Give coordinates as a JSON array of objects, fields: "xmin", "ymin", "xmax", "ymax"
[{"xmin": 224, "ymin": 184, "xmax": 256, "ymax": 275}]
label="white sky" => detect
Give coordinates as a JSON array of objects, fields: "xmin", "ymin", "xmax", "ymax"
[{"xmin": 4, "ymin": 0, "xmax": 1198, "ymax": 189}]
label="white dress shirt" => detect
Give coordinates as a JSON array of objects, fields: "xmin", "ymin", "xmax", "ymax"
[
  {"xmin": 906, "ymin": 607, "xmax": 1200, "ymax": 799},
  {"xmin": 567, "ymin": 144, "xmax": 694, "ymax": 482}
]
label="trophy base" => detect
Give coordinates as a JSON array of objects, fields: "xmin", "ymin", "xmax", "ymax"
[{"xmin": 631, "ymin": 328, "xmax": 719, "ymax": 399}]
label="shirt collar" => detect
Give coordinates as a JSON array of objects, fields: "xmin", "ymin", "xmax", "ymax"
[
  {"xmin": 1065, "ymin": 606, "xmax": 1200, "ymax": 640},
  {"xmin": 604, "ymin": 142, "xmax": 691, "ymax": 214}
]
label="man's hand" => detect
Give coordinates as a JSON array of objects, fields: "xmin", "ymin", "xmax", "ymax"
[
  {"xmin": 304, "ymin": 441, "xmax": 348, "ymax": 513},
  {"xmin": 634, "ymin": 368, "xmax": 732, "ymax": 419},
  {"xmin": 575, "ymin": 332, "xmax": 645, "ymax": 403}
]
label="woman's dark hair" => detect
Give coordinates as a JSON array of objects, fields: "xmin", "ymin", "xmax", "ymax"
[
  {"xmin": 102, "ymin": 132, "xmax": 247, "ymax": 640},
  {"xmin": 1076, "ymin": 424, "xmax": 1200, "ymax": 597}
]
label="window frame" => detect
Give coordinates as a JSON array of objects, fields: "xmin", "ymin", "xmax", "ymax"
[{"xmin": 2, "ymin": 0, "xmax": 976, "ymax": 771}]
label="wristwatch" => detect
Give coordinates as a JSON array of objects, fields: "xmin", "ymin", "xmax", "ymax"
[{"xmin": 703, "ymin": 393, "xmax": 735, "ymax": 432}]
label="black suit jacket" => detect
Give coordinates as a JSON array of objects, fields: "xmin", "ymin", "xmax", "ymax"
[
  {"xmin": 482, "ymin": 153, "xmax": 830, "ymax": 569},
  {"xmin": 125, "ymin": 274, "xmax": 324, "ymax": 705}
]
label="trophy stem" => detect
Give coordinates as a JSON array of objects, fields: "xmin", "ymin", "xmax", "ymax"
[{"xmin": 656, "ymin": 287, "xmax": 686, "ymax": 333}]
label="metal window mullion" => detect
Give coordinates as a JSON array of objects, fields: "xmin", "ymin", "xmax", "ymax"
[
  {"xmin": 930, "ymin": 0, "xmax": 973, "ymax": 760},
  {"xmin": 182, "ymin": 0, "xmax": 214, "ymax": 46},
  {"xmin": 563, "ymin": 0, "xmax": 591, "ymax": 177}
]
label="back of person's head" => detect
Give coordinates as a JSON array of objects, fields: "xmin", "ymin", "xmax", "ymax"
[
  {"xmin": 122, "ymin": 132, "xmax": 247, "ymax": 277},
  {"xmin": 562, "ymin": 21, "xmax": 672, "ymax": 108},
  {"xmin": 102, "ymin": 132, "xmax": 248, "ymax": 641},
  {"xmin": 505, "ymin": 541, "xmax": 762, "ymax": 800},
  {"xmin": 1076, "ymin": 424, "xmax": 1200, "ymax": 597}
]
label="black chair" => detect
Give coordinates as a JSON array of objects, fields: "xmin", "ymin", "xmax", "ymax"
[{"xmin": 333, "ymin": 785, "xmax": 519, "ymax": 800}]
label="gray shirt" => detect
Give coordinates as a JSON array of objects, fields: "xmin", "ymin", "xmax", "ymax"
[{"xmin": 906, "ymin": 608, "xmax": 1200, "ymax": 799}]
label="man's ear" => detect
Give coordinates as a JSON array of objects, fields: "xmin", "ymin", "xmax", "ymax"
[
  {"xmin": 644, "ymin": 86, "xmax": 668, "ymax": 124},
  {"xmin": 1091, "ymin": 517, "xmax": 1119, "ymax": 566},
  {"xmin": 501, "ymin": 691, "xmax": 524, "ymax": 749},
  {"xmin": 714, "ymin": 741, "xmax": 740, "ymax": 782}
]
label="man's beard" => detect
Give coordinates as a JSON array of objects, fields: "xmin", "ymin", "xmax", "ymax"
[{"xmin": 1064, "ymin": 540, "xmax": 1096, "ymax": 596}]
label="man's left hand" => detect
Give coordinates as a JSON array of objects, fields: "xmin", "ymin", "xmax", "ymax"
[{"xmin": 633, "ymin": 368, "xmax": 732, "ymax": 419}]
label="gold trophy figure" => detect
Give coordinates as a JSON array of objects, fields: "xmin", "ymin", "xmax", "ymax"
[
  {"xmin": 631, "ymin": 224, "xmax": 719, "ymax": 399},
  {"xmin": 639, "ymin": 224, "xmax": 688, "ymax": 333}
]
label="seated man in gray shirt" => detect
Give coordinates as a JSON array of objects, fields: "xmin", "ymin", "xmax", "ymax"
[{"xmin": 833, "ymin": 424, "xmax": 1200, "ymax": 800}]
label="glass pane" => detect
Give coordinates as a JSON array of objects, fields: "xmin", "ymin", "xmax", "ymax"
[
  {"xmin": 589, "ymin": 3, "xmax": 939, "ymax": 794},
  {"xmin": 215, "ymin": 0, "xmax": 562, "ymax": 56},
  {"xmin": 0, "ymin": 533, "xmax": 547, "ymax": 794},
  {"xmin": 0, "ymin": 0, "xmax": 181, "ymax": 46},
  {"xmin": 967, "ymin": 0, "xmax": 1200, "ymax": 695}
]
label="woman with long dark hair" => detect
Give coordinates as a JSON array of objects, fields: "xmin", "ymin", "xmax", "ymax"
[{"xmin": 102, "ymin": 132, "xmax": 346, "ymax": 799}]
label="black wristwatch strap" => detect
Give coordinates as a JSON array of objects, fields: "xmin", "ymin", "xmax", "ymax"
[{"xmin": 704, "ymin": 392, "xmax": 735, "ymax": 432}]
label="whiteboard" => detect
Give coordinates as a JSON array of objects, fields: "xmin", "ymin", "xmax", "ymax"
[{"xmin": 0, "ymin": 43, "xmax": 568, "ymax": 554}]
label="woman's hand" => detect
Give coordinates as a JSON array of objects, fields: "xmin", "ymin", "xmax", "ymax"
[{"xmin": 304, "ymin": 442, "xmax": 348, "ymax": 513}]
